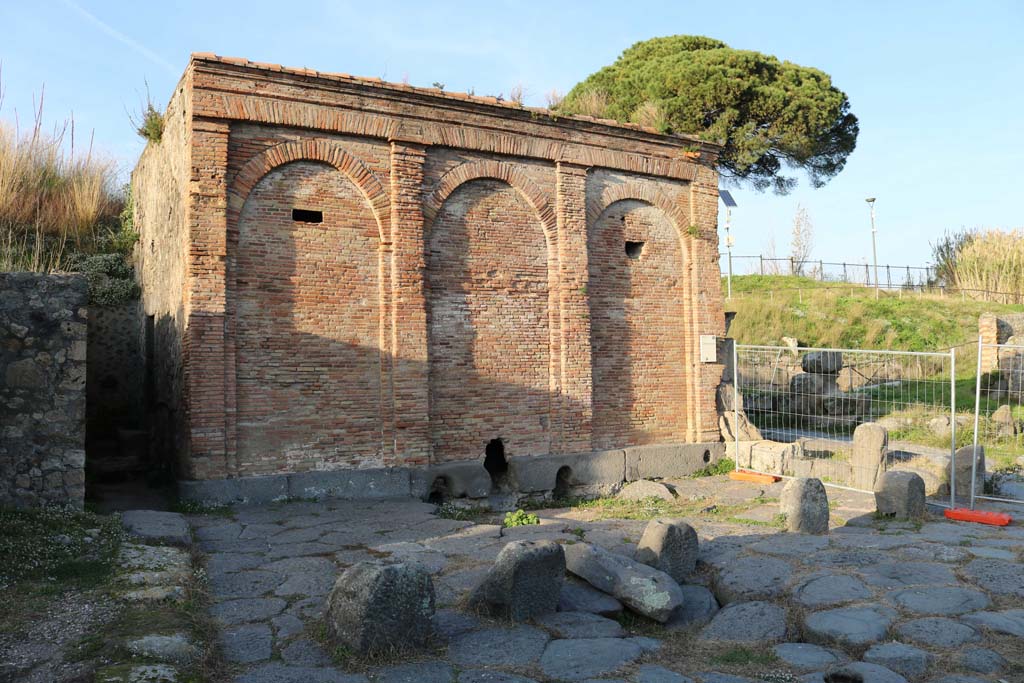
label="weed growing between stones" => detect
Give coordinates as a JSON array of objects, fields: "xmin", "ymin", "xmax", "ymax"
[
  {"xmin": 711, "ymin": 645, "xmax": 779, "ymax": 666},
  {"xmin": 168, "ymin": 498, "xmax": 234, "ymax": 517},
  {"xmin": 435, "ymin": 502, "xmax": 491, "ymax": 522},
  {"xmin": 691, "ymin": 457, "xmax": 736, "ymax": 477},
  {"xmin": 503, "ymin": 509, "xmax": 540, "ymax": 528}
]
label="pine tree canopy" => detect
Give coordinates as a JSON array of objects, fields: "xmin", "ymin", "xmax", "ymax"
[{"xmin": 560, "ymin": 35, "xmax": 859, "ymax": 193}]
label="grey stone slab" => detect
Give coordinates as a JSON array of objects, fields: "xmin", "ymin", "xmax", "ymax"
[
  {"xmin": 261, "ymin": 556, "xmax": 337, "ymax": 574},
  {"xmin": 961, "ymin": 557, "xmax": 1024, "ymax": 596},
  {"xmin": 803, "ymin": 605, "xmax": 897, "ymax": 647},
  {"xmin": 268, "ymin": 526, "xmax": 329, "ymax": 545},
  {"xmin": 370, "ymin": 542, "xmax": 447, "ymax": 574},
  {"xmin": 288, "ymin": 596, "xmax": 326, "ymax": 621},
  {"xmin": 431, "ymin": 609, "xmax": 481, "ymax": 641},
  {"xmin": 693, "ymin": 674, "xmax": 755, "ymax": 683},
  {"xmin": 863, "ymin": 642, "xmax": 933, "ymax": 678},
  {"xmin": 773, "ymin": 643, "xmax": 844, "ymax": 672},
  {"xmin": 538, "ymin": 638, "xmax": 643, "ymax": 681},
  {"xmin": 121, "ymin": 510, "xmax": 191, "ymax": 546},
  {"xmin": 239, "ymin": 523, "xmax": 286, "ymax": 539},
  {"xmin": 210, "ymin": 570, "xmax": 282, "ymax": 599},
  {"xmin": 457, "ymin": 672, "xmax": 538, "ymax": 683},
  {"xmin": 558, "ymin": 579, "xmax": 624, "ymax": 617},
  {"xmin": 965, "ymin": 545, "xmax": 1016, "ymax": 560},
  {"xmin": 896, "ymin": 543, "xmax": 970, "ymax": 563},
  {"xmin": 887, "ymin": 586, "xmax": 990, "ymax": 615},
  {"xmin": 928, "ymin": 677, "xmax": 989, "ymax": 683},
  {"xmin": 210, "ymin": 598, "xmax": 287, "ymax": 625},
  {"xmin": 281, "ymin": 638, "xmax": 332, "ymax": 667},
  {"xmin": 195, "ymin": 522, "xmax": 242, "ymax": 542},
  {"xmin": 235, "ymin": 663, "xmax": 368, "ymax": 683},
  {"xmin": 635, "ymin": 665, "xmax": 694, "ymax": 683},
  {"xmin": 275, "ymin": 571, "xmax": 337, "ymax": 598},
  {"xmin": 265, "ymin": 542, "xmax": 340, "ymax": 559},
  {"xmin": 858, "ymin": 561, "xmax": 958, "ymax": 589},
  {"xmin": 534, "ymin": 611, "xmax": 624, "ymax": 638},
  {"xmin": 807, "ymin": 548, "xmax": 880, "ymax": 568},
  {"xmin": 221, "ymin": 623, "xmax": 272, "ymax": 663},
  {"xmin": 564, "ymin": 542, "xmax": 683, "ymax": 622},
  {"xmin": 794, "ymin": 573, "xmax": 872, "ymax": 608},
  {"xmin": 748, "ymin": 534, "xmax": 828, "ymax": 558},
  {"xmin": 447, "ymin": 626, "xmax": 549, "ymax": 667},
  {"xmin": 628, "ymin": 636, "xmax": 662, "ymax": 652},
  {"xmin": 665, "ymin": 585, "xmax": 719, "ymax": 629},
  {"xmin": 435, "ymin": 566, "xmax": 491, "ymax": 607},
  {"xmin": 959, "ymin": 647, "xmax": 1006, "ymax": 674},
  {"xmin": 272, "ymin": 614, "xmax": 305, "ymax": 639},
  {"xmin": 206, "ymin": 553, "xmax": 265, "ymax": 575},
  {"xmin": 126, "ymin": 633, "xmax": 198, "ymax": 665},
  {"xmin": 960, "ymin": 608, "xmax": 1024, "ymax": 636},
  {"xmin": 822, "ymin": 662, "xmax": 907, "ymax": 683},
  {"xmin": 712, "ymin": 555, "xmax": 793, "ymax": 604},
  {"xmin": 199, "ymin": 537, "xmax": 271, "ymax": 554},
  {"xmin": 895, "ymin": 617, "xmax": 980, "ymax": 647},
  {"xmin": 698, "ymin": 601, "xmax": 788, "ymax": 645},
  {"xmin": 370, "ymin": 662, "xmax": 454, "ymax": 683}
]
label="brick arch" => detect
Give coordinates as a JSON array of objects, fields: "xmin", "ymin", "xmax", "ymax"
[
  {"xmin": 228, "ymin": 138, "xmax": 390, "ymax": 240},
  {"xmin": 586, "ymin": 182, "xmax": 689, "ymax": 238},
  {"xmin": 423, "ymin": 160, "xmax": 557, "ymax": 244}
]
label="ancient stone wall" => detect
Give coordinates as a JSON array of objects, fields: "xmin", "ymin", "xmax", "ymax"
[
  {"xmin": 0, "ymin": 273, "xmax": 88, "ymax": 508},
  {"xmin": 135, "ymin": 55, "xmax": 728, "ymax": 485},
  {"xmin": 980, "ymin": 312, "xmax": 1024, "ymax": 371}
]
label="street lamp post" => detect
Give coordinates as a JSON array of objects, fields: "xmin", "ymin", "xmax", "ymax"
[
  {"xmin": 866, "ymin": 197, "xmax": 879, "ymax": 299},
  {"xmin": 720, "ymin": 190, "xmax": 738, "ymax": 300}
]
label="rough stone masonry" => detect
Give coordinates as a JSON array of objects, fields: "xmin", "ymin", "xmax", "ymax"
[{"xmin": 132, "ymin": 54, "xmax": 727, "ymax": 502}]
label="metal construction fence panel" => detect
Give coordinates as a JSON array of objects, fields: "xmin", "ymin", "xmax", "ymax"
[
  {"xmin": 969, "ymin": 340, "xmax": 1024, "ymax": 509},
  {"xmin": 731, "ymin": 344, "xmax": 957, "ymax": 502}
]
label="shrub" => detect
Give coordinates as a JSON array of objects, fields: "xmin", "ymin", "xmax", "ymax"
[{"xmin": 503, "ymin": 509, "xmax": 540, "ymax": 528}]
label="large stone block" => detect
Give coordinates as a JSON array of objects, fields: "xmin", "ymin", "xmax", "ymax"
[
  {"xmin": 624, "ymin": 442, "xmax": 723, "ymax": 481},
  {"xmin": 326, "ymin": 562, "xmax": 435, "ymax": 653},
  {"xmin": 564, "ymin": 542, "xmax": 683, "ymax": 622},
  {"xmin": 467, "ymin": 540, "xmax": 565, "ymax": 620},
  {"xmin": 851, "ymin": 422, "xmax": 887, "ymax": 490},
  {"xmin": 802, "ymin": 351, "xmax": 843, "ymax": 374},
  {"xmin": 508, "ymin": 450, "xmax": 626, "ymax": 495},
  {"xmin": 634, "ymin": 519, "xmax": 698, "ymax": 582},
  {"xmin": 952, "ymin": 446, "xmax": 985, "ymax": 497},
  {"xmin": 874, "ymin": 471, "xmax": 926, "ymax": 520},
  {"xmin": 780, "ymin": 477, "xmax": 829, "ymax": 534}
]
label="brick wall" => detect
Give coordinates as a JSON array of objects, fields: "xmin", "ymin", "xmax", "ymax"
[{"xmin": 135, "ymin": 55, "xmax": 727, "ymax": 481}]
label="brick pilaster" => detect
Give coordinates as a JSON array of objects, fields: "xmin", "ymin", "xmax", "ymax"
[
  {"xmin": 389, "ymin": 142, "xmax": 432, "ymax": 465},
  {"xmin": 556, "ymin": 162, "xmax": 593, "ymax": 453}
]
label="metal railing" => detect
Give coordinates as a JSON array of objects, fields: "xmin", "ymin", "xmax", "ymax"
[{"xmin": 724, "ymin": 255, "xmax": 935, "ymax": 289}]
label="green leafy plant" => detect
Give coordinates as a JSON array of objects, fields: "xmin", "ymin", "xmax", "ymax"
[
  {"xmin": 692, "ymin": 457, "xmax": 736, "ymax": 477},
  {"xmin": 503, "ymin": 509, "xmax": 540, "ymax": 528}
]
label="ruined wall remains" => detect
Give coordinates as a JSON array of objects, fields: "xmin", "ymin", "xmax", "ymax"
[{"xmin": 0, "ymin": 273, "xmax": 88, "ymax": 508}]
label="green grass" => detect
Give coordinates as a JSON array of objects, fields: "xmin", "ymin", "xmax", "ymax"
[
  {"xmin": 710, "ymin": 646, "xmax": 779, "ymax": 666},
  {"xmin": 570, "ymin": 494, "xmax": 778, "ymax": 523},
  {"xmin": 692, "ymin": 457, "xmax": 736, "ymax": 477}
]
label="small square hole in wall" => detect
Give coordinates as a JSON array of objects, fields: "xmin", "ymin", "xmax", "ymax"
[
  {"xmin": 292, "ymin": 208, "xmax": 323, "ymax": 223},
  {"xmin": 625, "ymin": 241, "xmax": 645, "ymax": 259}
]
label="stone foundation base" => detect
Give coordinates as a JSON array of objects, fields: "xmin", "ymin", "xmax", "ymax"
[{"xmin": 178, "ymin": 442, "xmax": 725, "ymax": 505}]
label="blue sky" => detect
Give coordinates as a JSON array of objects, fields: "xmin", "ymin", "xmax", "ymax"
[{"xmin": 2, "ymin": 1, "xmax": 1022, "ymax": 269}]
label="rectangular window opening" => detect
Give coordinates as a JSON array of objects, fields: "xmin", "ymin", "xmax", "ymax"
[
  {"xmin": 292, "ymin": 208, "xmax": 323, "ymax": 223},
  {"xmin": 625, "ymin": 240, "xmax": 645, "ymax": 260}
]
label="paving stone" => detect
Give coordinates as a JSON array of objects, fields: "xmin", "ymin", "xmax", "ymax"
[
  {"xmin": 206, "ymin": 553, "xmax": 265, "ymax": 575},
  {"xmin": 863, "ymin": 642, "xmax": 933, "ymax": 678},
  {"xmin": 808, "ymin": 548, "xmax": 880, "ymax": 568},
  {"xmin": 268, "ymin": 526, "xmax": 328, "ymax": 545},
  {"xmin": 959, "ymin": 647, "xmax": 1007, "ymax": 674},
  {"xmin": 431, "ymin": 609, "xmax": 481, "ymax": 641},
  {"xmin": 665, "ymin": 585, "xmax": 719, "ymax": 629},
  {"xmin": 435, "ymin": 566, "xmax": 491, "ymax": 607},
  {"xmin": 634, "ymin": 664, "xmax": 694, "ymax": 683},
  {"xmin": 803, "ymin": 605, "xmax": 897, "ymax": 647},
  {"xmin": 887, "ymin": 586, "xmax": 990, "ymax": 615},
  {"xmin": 628, "ymin": 636, "xmax": 662, "ymax": 652},
  {"xmin": 96, "ymin": 663, "xmax": 180, "ymax": 682},
  {"xmin": 280, "ymin": 638, "xmax": 331, "ymax": 667},
  {"xmin": 220, "ymin": 623, "xmax": 272, "ymax": 663},
  {"xmin": 634, "ymin": 520, "xmax": 699, "ymax": 582},
  {"xmin": 712, "ymin": 555, "xmax": 793, "ymax": 604},
  {"xmin": 468, "ymin": 540, "xmax": 565, "ymax": 621},
  {"xmin": 272, "ymin": 614, "xmax": 305, "ymax": 639},
  {"xmin": 209, "ymin": 570, "xmax": 282, "ymax": 599},
  {"xmin": 747, "ymin": 534, "xmax": 828, "ymax": 558},
  {"xmin": 927, "ymin": 677, "xmax": 989, "ymax": 683},
  {"xmin": 194, "ymin": 522, "xmax": 242, "ymax": 542},
  {"xmin": 961, "ymin": 557, "xmax": 1024, "ymax": 596},
  {"xmin": 276, "ymin": 570, "xmax": 337, "ymax": 597},
  {"xmin": 965, "ymin": 545, "xmax": 1015, "ymax": 560},
  {"xmin": 199, "ymin": 538, "xmax": 270, "ymax": 554},
  {"xmin": 448, "ymin": 626, "xmax": 549, "ymax": 667},
  {"xmin": 896, "ymin": 543, "xmax": 970, "ymax": 563},
  {"xmin": 772, "ymin": 643, "xmax": 845, "ymax": 672},
  {"xmin": 210, "ymin": 597, "xmax": 287, "ymax": 625},
  {"xmin": 288, "ymin": 596, "xmax": 326, "ymax": 620},
  {"xmin": 538, "ymin": 637, "xmax": 643, "ymax": 681},
  {"xmin": 822, "ymin": 662, "xmax": 907, "ymax": 683},
  {"xmin": 698, "ymin": 601, "xmax": 788, "ymax": 644},
  {"xmin": 535, "ymin": 611, "xmax": 624, "ymax": 638},
  {"xmin": 239, "ymin": 523, "xmax": 286, "ymax": 539},
  {"xmin": 794, "ymin": 573, "xmax": 872, "ymax": 608},
  {"xmin": 558, "ymin": 579, "xmax": 624, "ymax": 617},
  {"xmin": 960, "ymin": 608, "xmax": 1024, "ymax": 636},
  {"xmin": 371, "ymin": 541, "xmax": 448, "ymax": 574},
  {"xmin": 895, "ymin": 617, "xmax": 979, "ymax": 647},
  {"xmin": 693, "ymin": 674, "xmax": 755, "ymax": 683},
  {"xmin": 830, "ymin": 532, "xmax": 915, "ymax": 550},
  {"xmin": 122, "ymin": 510, "xmax": 191, "ymax": 546},
  {"xmin": 564, "ymin": 542, "xmax": 683, "ymax": 622},
  {"xmin": 265, "ymin": 542, "xmax": 340, "ymax": 559},
  {"xmin": 618, "ymin": 480, "xmax": 676, "ymax": 501},
  {"xmin": 126, "ymin": 633, "xmax": 198, "ymax": 665},
  {"xmin": 235, "ymin": 663, "xmax": 368, "ymax": 682},
  {"xmin": 457, "ymin": 672, "xmax": 538, "ymax": 683},
  {"xmin": 370, "ymin": 661, "xmax": 454, "ymax": 683},
  {"xmin": 858, "ymin": 561, "xmax": 958, "ymax": 589}
]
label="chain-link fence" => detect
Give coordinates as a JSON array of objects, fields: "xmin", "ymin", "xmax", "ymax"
[
  {"xmin": 969, "ymin": 340, "xmax": 1024, "ymax": 508},
  {"xmin": 730, "ymin": 344, "xmax": 958, "ymax": 502}
]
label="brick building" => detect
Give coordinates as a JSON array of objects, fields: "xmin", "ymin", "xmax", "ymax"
[{"xmin": 132, "ymin": 54, "xmax": 727, "ymax": 503}]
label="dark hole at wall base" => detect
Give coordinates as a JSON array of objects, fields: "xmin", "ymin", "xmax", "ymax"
[
  {"xmin": 484, "ymin": 438, "xmax": 509, "ymax": 492},
  {"xmin": 428, "ymin": 476, "xmax": 450, "ymax": 505},
  {"xmin": 553, "ymin": 465, "xmax": 572, "ymax": 500},
  {"xmin": 703, "ymin": 449, "xmax": 711, "ymax": 463}
]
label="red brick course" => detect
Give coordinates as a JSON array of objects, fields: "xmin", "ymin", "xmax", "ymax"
[{"xmin": 133, "ymin": 55, "xmax": 726, "ymax": 481}]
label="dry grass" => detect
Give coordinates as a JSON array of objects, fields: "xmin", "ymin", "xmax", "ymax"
[
  {"xmin": 564, "ymin": 89, "xmax": 610, "ymax": 118},
  {"xmin": 950, "ymin": 228, "xmax": 1024, "ymax": 303},
  {"xmin": 630, "ymin": 100, "xmax": 670, "ymax": 132},
  {"xmin": 0, "ymin": 89, "xmax": 122, "ymax": 271}
]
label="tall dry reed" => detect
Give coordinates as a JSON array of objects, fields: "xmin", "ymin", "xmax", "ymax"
[{"xmin": 951, "ymin": 229, "xmax": 1024, "ymax": 303}]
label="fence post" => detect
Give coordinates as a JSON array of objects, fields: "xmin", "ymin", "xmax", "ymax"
[
  {"xmin": 819, "ymin": 260, "xmax": 824, "ymax": 280},
  {"xmin": 886, "ymin": 265, "xmax": 891, "ymax": 289},
  {"xmin": 790, "ymin": 256, "xmax": 796, "ymax": 275},
  {"xmin": 949, "ymin": 347, "xmax": 957, "ymax": 510},
  {"xmin": 733, "ymin": 342, "xmax": 740, "ymax": 470},
  {"xmin": 842, "ymin": 263, "xmax": 848, "ymax": 282},
  {"xmin": 759, "ymin": 255, "xmax": 764, "ymax": 276},
  {"xmin": 864, "ymin": 263, "xmax": 870, "ymax": 285},
  {"xmin": 971, "ymin": 335, "xmax": 983, "ymax": 510}
]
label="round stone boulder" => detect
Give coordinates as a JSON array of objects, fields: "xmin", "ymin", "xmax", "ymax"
[
  {"xmin": 634, "ymin": 519, "xmax": 699, "ymax": 583},
  {"xmin": 326, "ymin": 561, "xmax": 435, "ymax": 653},
  {"xmin": 780, "ymin": 477, "xmax": 829, "ymax": 534}
]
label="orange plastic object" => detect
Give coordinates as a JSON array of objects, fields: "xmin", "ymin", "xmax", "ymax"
[
  {"xmin": 944, "ymin": 508, "xmax": 1013, "ymax": 526},
  {"xmin": 728, "ymin": 470, "xmax": 781, "ymax": 484}
]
